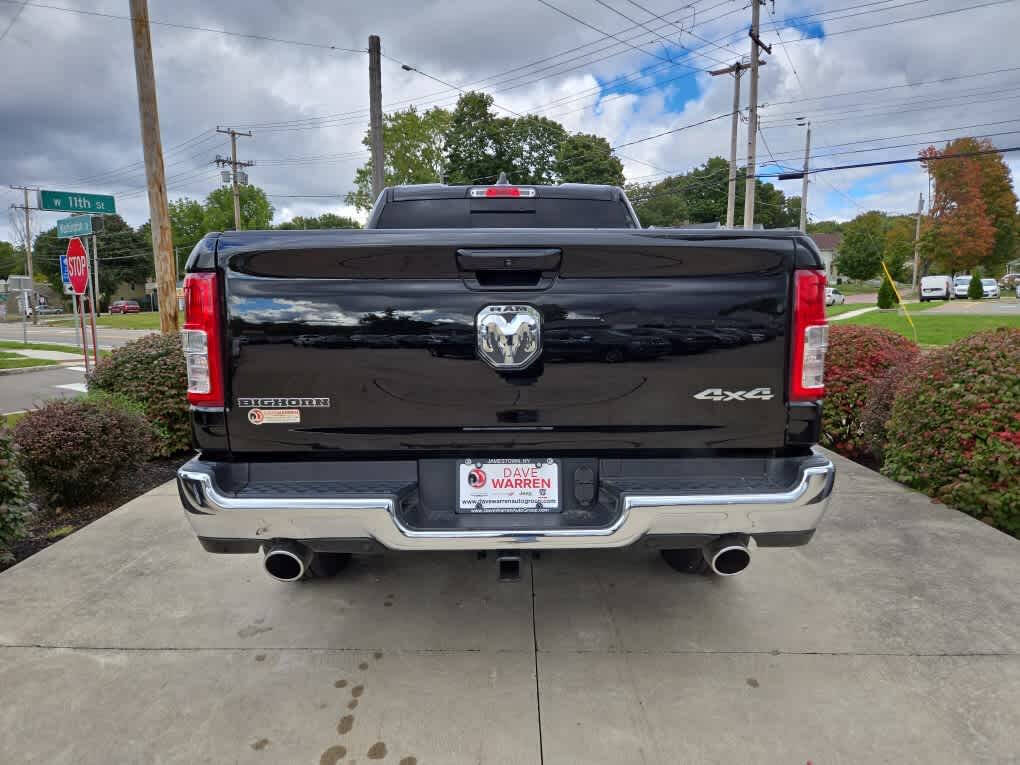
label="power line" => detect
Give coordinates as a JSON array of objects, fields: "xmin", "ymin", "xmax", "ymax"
[
  {"xmin": 768, "ymin": 145, "xmax": 1020, "ymax": 178},
  {"xmin": 0, "ymin": 0, "xmax": 26, "ymax": 44},
  {"xmin": 773, "ymin": 0, "xmax": 1015, "ymax": 45},
  {"xmin": 0, "ymin": 0, "xmax": 365, "ymax": 52}
]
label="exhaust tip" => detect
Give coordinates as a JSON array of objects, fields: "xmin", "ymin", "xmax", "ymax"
[
  {"xmin": 704, "ymin": 536, "xmax": 752, "ymax": 576},
  {"xmin": 263, "ymin": 543, "xmax": 310, "ymax": 582}
]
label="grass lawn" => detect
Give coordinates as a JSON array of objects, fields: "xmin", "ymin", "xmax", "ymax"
[
  {"xmin": 0, "ymin": 339, "xmax": 108, "ymax": 356},
  {"xmin": 827, "ymin": 303, "xmax": 872, "ymax": 316},
  {"xmin": 0, "ymin": 351, "xmax": 60, "ymax": 370},
  {"xmin": 842, "ymin": 311, "xmax": 1020, "ymax": 345},
  {"xmin": 45, "ymin": 312, "xmax": 171, "ymax": 330},
  {"xmin": 1, "ymin": 411, "xmax": 27, "ymax": 428}
]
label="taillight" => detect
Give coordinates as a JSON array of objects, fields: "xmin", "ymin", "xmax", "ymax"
[
  {"xmin": 469, "ymin": 187, "xmax": 536, "ymax": 198},
  {"xmin": 791, "ymin": 269, "xmax": 828, "ymax": 401},
  {"xmin": 182, "ymin": 272, "xmax": 224, "ymax": 407}
]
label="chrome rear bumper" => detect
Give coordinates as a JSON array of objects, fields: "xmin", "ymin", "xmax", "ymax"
[{"xmin": 178, "ymin": 452, "xmax": 835, "ymax": 551}]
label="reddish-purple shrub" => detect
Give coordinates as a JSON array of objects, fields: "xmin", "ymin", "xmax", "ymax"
[
  {"xmin": 821, "ymin": 324, "xmax": 919, "ymax": 462},
  {"xmin": 13, "ymin": 398, "xmax": 153, "ymax": 505},
  {"xmin": 883, "ymin": 328, "xmax": 1020, "ymax": 536}
]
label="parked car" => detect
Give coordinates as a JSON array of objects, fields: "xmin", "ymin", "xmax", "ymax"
[
  {"xmin": 825, "ymin": 287, "xmax": 845, "ymax": 306},
  {"xmin": 981, "ymin": 278, "xmax": 1000, "ymax": 299},
  {"xmin": 109, "ymin": 300, "xmax": 141, "ymax": 314},
  {"xmin": 176, "ymin": 180, "xmax": 836, "ymax": 584},
  {"xmin": 35, "ymin": 305, "xmax": 64, "ymax": 315},
  {"xmin": 919, "ymin": 275, "xmax": 952, "ymax": 301},
  {"xmin": 953, "ymin": 275, "xmax": 972, "ymax": 298}
]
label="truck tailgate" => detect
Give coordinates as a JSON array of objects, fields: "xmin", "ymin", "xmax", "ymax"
[{"xmin": 218, "ymin": 229, "xmax": 795, "ymax": 454}]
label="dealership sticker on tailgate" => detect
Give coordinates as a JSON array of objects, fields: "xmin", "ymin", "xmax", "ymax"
[
  {"xmin": 458, "ymin": 458, "xmax": 560, "ymax": 512},
  {"xmin": 248, "ymin": 408, "xmax": 300, "ymax": 425}
]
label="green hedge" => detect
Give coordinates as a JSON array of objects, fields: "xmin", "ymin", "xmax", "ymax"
[
  {"xmin": 0, "ymin": 428, "xmax": 32, "ymax": 563},
  {"xmin": 882, "ymin": 328, "xmax": 1020, "ymax": 536},
  {"xmin": 87, "ymin": 332, "xmax": 190, "ymax": 456}
]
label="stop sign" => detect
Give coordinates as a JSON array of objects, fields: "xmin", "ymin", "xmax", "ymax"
[{"xmin": 65, "ymin": 237, "xmax": 90, "ymax": 295}]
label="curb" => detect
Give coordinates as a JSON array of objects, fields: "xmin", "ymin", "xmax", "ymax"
[{"xmin": 0, "ymin": 361, "xmax": 81, "ymax": 376}]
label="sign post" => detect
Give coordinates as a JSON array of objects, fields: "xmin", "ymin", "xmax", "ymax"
[
  {"xmin": 65, "ymin": 237, "xmax": 95, "ymax": 372},
  {"xmin": 59, "ymin": 254, "xmax": 83, "ymax": 350}
]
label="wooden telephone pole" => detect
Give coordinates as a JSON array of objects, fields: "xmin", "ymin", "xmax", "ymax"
[
  {"xmin": 368, "ymin": 35, "xmax": 385, "ymax": 201},
  {"xmin": 215, "ymin": 128, "xmax": 254, "ymax": 230},
  {"xmin": 743, "ymin": 0, "xmax": 771, "ymax": 229},
  {"xmin": 710, "ymin": 58, "xmax": 765, "ymax": 228},
  {"xmin": 128, "ymin": 0, "xmax": 177, "ymax": 333}
]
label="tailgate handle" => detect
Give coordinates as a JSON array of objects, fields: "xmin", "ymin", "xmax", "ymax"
[{"xmin": 456, "ymin": 248, "xmax": 562, "ymax": 272}]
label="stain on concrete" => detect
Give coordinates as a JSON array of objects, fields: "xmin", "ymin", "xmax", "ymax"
[
  {"xmin": 373, "ymin": 651, "xmax": 383, "ymax": 660},
  {"xmin": 367, "ymin": 741, "xmax": 387, "ymax": 760},
  {"xmin": 399, "ymin": 757, "xmax": 418, "ymax": 765},
  {"xmin": 251, "ymin": 738, "xmax": 270, "ymax": 751},
  {"xmin": 337, "ymin": 715, "xmax": 354, "ymax": 735},
  {"xmin": 359, "ymin": 662, "xmax": 369, "ymax": 670},
  {"xmin": 237, "ymin": 624, "xmax": 273, "ymax": 639},
  {"xmin": 254, "ymin": 654, "xmax": 267, "ymax": 662},
  {"xmin": 383, "ymin": 601, "xmax": 393, "ymax": 607},
  {"xmin": 746, "ymin": 677, "xmax": 760, "ymax": 688},
  {"xmin": 348, "ymin": 699, "xmax": 358, "ymax": 710},
  {"xmin": 319, "ymin": 744, "xmax": 347, "ymax": 765},
  {"xmin": 351, "ymin": 685, "xmax": 364, "ymax": 698},
  {"xmin": 335, "ymin": 679, "xmax": 348, "ymax": 688}
]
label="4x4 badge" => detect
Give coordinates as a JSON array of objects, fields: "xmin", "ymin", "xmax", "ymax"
[{"xmin": 693, "ymin": 387, "xmax": 774, "ymax": 402}]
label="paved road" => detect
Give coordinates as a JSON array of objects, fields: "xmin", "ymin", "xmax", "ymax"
[
  {"xmin": 0, "ymin": 451, "xmax": 1017, "ymax": 764},
  {"xmin": 0, "ymin": 365, "xmax": 88, "ymax": 413},
  {"xmin": 0, "ymin": 321, "xmax": 153, "ymax": 349},
  {"xmin": 927, "ymin": 296, "xmax": 1020, "ymax": 315}
]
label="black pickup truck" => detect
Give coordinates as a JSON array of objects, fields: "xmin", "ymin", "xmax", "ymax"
[{"xmin": 177, "ymin": 181, "xmax": 834, "ymax": 582}]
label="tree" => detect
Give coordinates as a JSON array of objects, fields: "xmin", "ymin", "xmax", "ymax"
[
  {"xmin": 921, "ymin": 138, "xmax": 1007, "ymax": 274},
  {"xmin": 835, "ymin": 211, "xmax": 887, "ymax": 281},
  {"xmin": 555, "ymin": 133, "xmax": 624, "ymax": 185},
  {"xmin": 0, "ymin": 240, "xmax": 23, "ymax": 279},
  {"xmin": 276, "ymin": 214, "xmax": 361, "ymax": 229},
  {"xmin": 627, "ymin": 157, "xmax": 796, "ymax": 228},
  {"xmin": 882, "ymin": 217, "xmax": 915, "ymax": 282},
  {"xmin": 140, "ymin": 197, "xmax": 211, "ymax": 273},
  {"xmin": 502, "ymin": 114, "xmax": 567, "ymax": 184},
  {"xmin": 808, "ymin": 220, "xmax": 843, "ymax": 234},
  {"xmin": 346, "ymin": 106, "xmax": 452, "ymax": 211},
  {"xmin": 968, "ymin": 271, "xmax": 984, "ymax": 300},
  {"xmin": 203, "ymin": 185, "xmax": 274, "ymax": 231},
  {"xmin": 877, "ymin": 276, "xmax": 898, "ymax": 308}
]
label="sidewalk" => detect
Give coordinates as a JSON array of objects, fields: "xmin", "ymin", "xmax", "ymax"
[{"xmin": 0, "ymin": 450, "xmax": 1017, "ymax": 763}]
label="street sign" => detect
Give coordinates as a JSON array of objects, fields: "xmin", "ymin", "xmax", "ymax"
[
  {"xmin": 38, "ymin": 189, "xmax": 116, "ymax": 214},
  {"xmin": 65, "ymin": 238, "xmax": 90, "ymax": 295},
  {"xmin": 59, "ymin": 254, "xmax": 71, "ymax": 284},
  {"xmin": 57, "ymin": 215, "xmax": 93, "ymax": 239}
]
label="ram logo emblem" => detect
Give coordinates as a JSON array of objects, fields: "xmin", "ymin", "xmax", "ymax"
[{"xmin": 476, "ymin": 305, "xmax": 542, "ymax": 370}]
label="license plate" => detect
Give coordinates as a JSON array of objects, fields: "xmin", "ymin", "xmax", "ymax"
[{"xmin": 457, "ymin": 459, "xmax": 560, "ymax": 513}]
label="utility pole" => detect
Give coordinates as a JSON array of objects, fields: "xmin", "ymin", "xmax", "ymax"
[
  {"xmin": 799, "ymin": 122, "xmax": 811, "ymax": 232},
  {"xmin": 743, "ymin": 0, "xmax": 771, "ymax": 230},
  {"xmin": 128, "ymin": 0, "xmax": 177, "ymax": 333},
  {"xmin": 215, "ymin": 128, "xmax": 254, "ymax": 230},
  {"xmin": 368, "ymin": 34, "xmax": 385, "ymax": 201},
  {"xmin": 711, "ymin": 62, "xmax": 744, "ymax": 229},
  {"xmin": 711, "ymin": 58, "xmax": 765, "ymax": 228},
  {"xmin": 9, "ymin": 186, "xmax": 37, "ymax": 324},
  {"xmin": 911, "ymin": 192, "xmax": 924, "ymax": 293}
]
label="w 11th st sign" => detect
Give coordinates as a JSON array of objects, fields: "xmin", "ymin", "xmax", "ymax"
[
  {"xmin": 38, "ymin": 189, "xmax": 116, "ymax": 214},
  {"xmin": 57, "ymin": 215, "xmax": 93, "ymax": 238},
  {"xmin": 65, "ymin": 238, "xmax": 91, "ymax": 295}
]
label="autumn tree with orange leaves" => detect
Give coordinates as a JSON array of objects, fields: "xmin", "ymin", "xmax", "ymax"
[{"xmin": 920, "ymin": 138, "xmax": 1018, "ymax": 275}]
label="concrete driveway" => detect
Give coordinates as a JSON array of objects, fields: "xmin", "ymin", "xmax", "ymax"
[{"xmin": 1, "ymin": 451, "xmax": 1018, "ymax": 764}]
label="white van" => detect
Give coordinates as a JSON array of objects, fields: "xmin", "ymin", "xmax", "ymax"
[
  {"xmin": 953, "ymin": 275, "xmax": 972, "ymax": 298},
  {"xmin": 920, "ymin": 275, "xmax": 953, "ymax": 301}
]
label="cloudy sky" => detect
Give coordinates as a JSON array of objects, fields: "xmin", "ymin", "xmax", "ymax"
[{"xmin": 1, "ymin": 0, "xmax": 1018, "ymax": 249}]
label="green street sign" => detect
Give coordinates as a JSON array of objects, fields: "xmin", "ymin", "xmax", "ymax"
[
  {"xmin": 56, "ymin": 215, "xmax": 93, "ymax": 239},
  {"xmin": 38, "ymin": 189, "xmax": 116, "ymax": 214}
]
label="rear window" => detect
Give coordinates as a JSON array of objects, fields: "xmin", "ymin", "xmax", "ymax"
[{"xmin": 374, "ymin": 197, "xmax": 636, "ymax": 229}]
